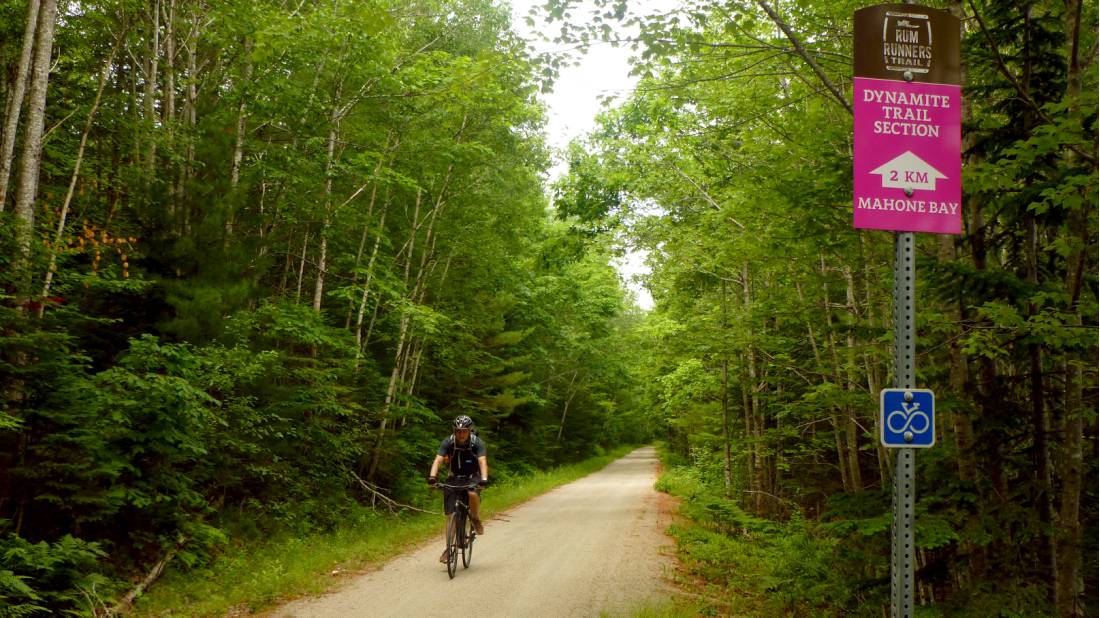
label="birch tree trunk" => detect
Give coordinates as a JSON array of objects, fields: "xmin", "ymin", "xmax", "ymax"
[
  {"xmin": 294, "ymin": 231, "xmax": 310, "ymax": 304},
  {"xmin": 366, "ymin": 165, "xmax": 455, "ymax": 479},
  {"xmin": 820, "ymin": 257, "xmax": 856, "ymax": 491},
  {"xmin": 162, "ymin": 0, "xmax": 176, "ymax": 209},
  {"xmin": 0, "ymin": 0, "xmax": 41, "ymax": 212},
  {"xmin": 366, "ymin": 189, "xmax": 423, "ymax": 481},
  {"xmin": 740, "ymin": 263, "xmax": 766, "ymax": 514},
  {"xmin": 556, "ymin": 371, "xmax": 579, "ymax": 442},
  {"xmin": 163, "ymin": 0, "xmax": 175, "ymax": 126},
  {"xmin": 795, "ymin": 280, "xmax": 852, "ymax": 491},
  {"xmin": 856, "ymin": 236, "xmax": 891, "ymax": 484},
  {"xmin": 739, "ymin": 352, "xmax": 759, "ymax": 502},
  {"xmin": 178, "ymin": 10, "xmax": 199, "ymax": 232},
  {"xmin": 354, "ymin": 201, "xmax": 389, "ymax": 356},
  {"xmin": 41, "ymin": 42, "xmax": 120, "ymax": 309},
  {"xmin": 227, "ymin": 36, "xmax": 253, "ymax": 237},
  {"xmin": 311, "ymin": 97, "xmax": 342, "ymax": 313},
  {"xmin": 721, "ymin": 357, "xmax": 733, "ymax": 497},
  {"xmin": 841, "ymin": 265, "xmax": 863, "ymax": 491},
  {"xmin": 346, "ymin": 181, "xmax": 382, "ymax": 329},
  {"xmin": 11, "ymin": 0, "xmax": 58, "ymax": 270},
  {"xmin": 142, "ymin": 0, "xmax": 161, "ymax": 186}
]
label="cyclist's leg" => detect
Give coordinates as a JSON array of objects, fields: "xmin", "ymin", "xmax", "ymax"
[{"xmin": 467, "ymin": 489, "xmax": 483, "ymax": 534}]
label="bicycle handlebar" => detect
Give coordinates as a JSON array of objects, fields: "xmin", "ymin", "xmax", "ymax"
[{"xmin": 434, "ymin": 481, "xmax": 480, "ymax": 491}]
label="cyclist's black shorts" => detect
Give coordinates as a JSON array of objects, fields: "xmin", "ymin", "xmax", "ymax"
[{"xmin": 442, "ymin": 474, "xmax": 482, "ymax": 515}]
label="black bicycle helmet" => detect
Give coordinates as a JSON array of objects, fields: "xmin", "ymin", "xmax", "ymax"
[{"xmin": 452, "ymin": 415, "xmax": 474, "ymax": 429}]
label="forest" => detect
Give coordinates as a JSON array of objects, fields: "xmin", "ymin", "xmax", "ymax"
[{"xmin": 0, "ymin": 0, "xmax": 1096, "ymax": 616}]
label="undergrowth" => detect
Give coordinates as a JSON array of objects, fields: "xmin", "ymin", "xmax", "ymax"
[
  {"xmin": 652, "ymin": 464, "xmax": 877, "ymax": 617},
  {"xmin": 652, "ymin": 452, "xmax": 1060, "ymax": 617}
]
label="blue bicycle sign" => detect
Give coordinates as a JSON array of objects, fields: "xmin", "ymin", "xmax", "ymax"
[{"xmin": 880, "ymin": 389, "xmax": 935, "ymax": 448}]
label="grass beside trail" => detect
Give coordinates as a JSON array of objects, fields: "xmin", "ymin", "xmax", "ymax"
[
  {"xmin": 131, "ymin": 446, "xmax": 637, "ymax": 617},
  {"xmin": 642, "ymin": 446, "xmax": 779, "ymax": 617},
  {"xmin": 646, "ymin": 446, "xmax": 868, "ymax": 617}
]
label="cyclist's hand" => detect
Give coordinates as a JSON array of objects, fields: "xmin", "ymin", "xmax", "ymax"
[
  {"xmin": 427, "ymin": 476, "xmax": 437, "ymax": 486},
  {"xmin": 477, "ymin": 478, "xmax": 489, "ymax": 488}
]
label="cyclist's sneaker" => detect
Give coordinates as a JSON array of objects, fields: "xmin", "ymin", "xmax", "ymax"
[
  {"xmin": 439, "ymin": 549, "xmax": 449, "ymax": 563},
  {"xmin": 472, "ymin": 517, "xmax": 484, "ymax": 535}
]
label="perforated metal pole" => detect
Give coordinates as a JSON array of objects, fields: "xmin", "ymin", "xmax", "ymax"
[{"xmin": 891, "ymin": 232, "xmax": 916, "ymax": 617}]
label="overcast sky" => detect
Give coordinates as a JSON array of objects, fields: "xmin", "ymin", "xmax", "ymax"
[{"xmin": 508, "ymin": 0, "xmax": 672, "ymax": 310}]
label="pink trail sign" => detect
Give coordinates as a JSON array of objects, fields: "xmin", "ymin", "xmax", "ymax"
[{"xmin": 853, "ymin": 77, "xmax": 961, "ymax": 234}]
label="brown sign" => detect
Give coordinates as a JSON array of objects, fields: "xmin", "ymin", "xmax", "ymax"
[{"xmin": 854, "ymin": 4, "xmax": 960, "ymax": 85}]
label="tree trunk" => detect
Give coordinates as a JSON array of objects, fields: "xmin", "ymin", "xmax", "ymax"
[
  {"xmin": 856, "ymin": 235, "xmax": 891, "ymax": 486},
  {"xmin": 820, "ymin": 256, "xmax": 857, "ymax": 491},
  {"xmin": 721, "ymin": 357, "xmax": 733, "ymax": 496},
  {"xmin": 1055, "ymin": 2, "xmax": 1086, "ymax": 611},
  {"xmin": 0, "ymin": 0, "xmax": 41, "ymax": 212},
  {"xmin": 354, "ymin": 200, "xmax": 389, "ymax": 358},
  {"xmin": 11, "ymin": 0, "xmax": 58, "ymax": 272},
  {"xmin": 842, "ymin": 265, "xmax": 864, "ymax": 491},
  {"xmin": 1026, "ymin": 213, "xmax": 1057, "ymax": 601},
  {"xmin": 162, "ymin": 0, "xmax": 178, "ymax": 211},
  {"xmin": 740, "ymin": 263, "xmax": 765, "ymax": 513},
  {"xmin": 180, "ymin": 10, "xmax": 199, "ymax": 231},
  {"xmin": 346, "ymin": 182, "xmax": 382, "ymax": 329},
  {"xmin": 936, "ymin": 234, "xmax": 979, "ymax": 483},
  {"xmin": 740, "ymin": 352, "xmax": 759, "ymax": 502},
  {"xmin": 227, "ymin": 36, "xmax": 252, "ymax": 238},
  {"xmin": 163, "ymin": 0, "xmax": 175, "ymax": 127},
  {"xmin": 142, "ymin": 0, "xmax": 161, "ymax": 186},
  {"xmin": 294, "ymin": 231, "xmax": 310, "ymax": 304},
  {"xmin": 366, "ymin": 189, "xmax": 424, "ymax": 481},
  {"xmin": 1055, "ymin": 352, "xmax": 1084, "ymax": 617},
  {"xmin": 719, "ymin": 279, "xmax": 733, "ymax": 496},
  {"xmin": 312, "ymin": 116, "xmax": 339, "ymax": 313},
  {"xmin": 41, "ymin": 42, "xmax": 120, "ymax": 310},
  {"xmin": 795, "ymin": 281, "xmax": 852, "ymax": 491},
  {"xmin": 556, "ymin": 371, "xmax": 579, "ymax": 442}
]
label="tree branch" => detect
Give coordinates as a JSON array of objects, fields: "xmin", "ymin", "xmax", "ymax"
[
  {"xmin": 753, "ymin": 0, "xmax": 852, "ymax": 115},
  {"xmin": 110, "ymin": 536, "xmax": 186, "ymax": 614},
  {"xmin": 669, "ymin": 163, "xmax": 747, "ymax": 229},
  {"xmin": 965, "ymin": 0, "xmax": 1096, "ymax": 165},
  {"xmin": 350, "ymin": 470, "xmax": 440, "ymax": 515}
]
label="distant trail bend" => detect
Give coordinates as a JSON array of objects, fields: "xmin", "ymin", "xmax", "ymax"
[{"xmin": 274, "ymin": 446, "xmax": 676, "ymax": 617}]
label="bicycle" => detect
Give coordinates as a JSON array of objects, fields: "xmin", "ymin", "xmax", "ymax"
[{"xmin": 434, "ymin": 479, "xmax": 480, "ymax": 578}]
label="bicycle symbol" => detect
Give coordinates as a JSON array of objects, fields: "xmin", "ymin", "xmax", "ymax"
[{"xmin": 886, "ymin": 402, "xmax": 931, "ymax": 435}]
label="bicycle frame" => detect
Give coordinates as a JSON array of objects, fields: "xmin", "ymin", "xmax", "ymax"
[{"xmin": 434, "ymin": 481, "xmax": 480, "ymax": 578}]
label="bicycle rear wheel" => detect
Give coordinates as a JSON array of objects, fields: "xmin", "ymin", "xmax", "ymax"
[
  {"xmin": 445, "ymin": 512, "xmax": 460, "ymax": 578},
  {"xmin": 462, "ymin": 510, "xmax": 475, "ymax": 568}
]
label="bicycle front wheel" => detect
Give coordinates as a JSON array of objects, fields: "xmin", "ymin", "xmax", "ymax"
[
  {"xmin": 462, "ymin": 511, "xmax": 474, "ymax": 568},
  {"xmin": 445, "ymin": 512, "xmax": 460, "ymax": 578}
]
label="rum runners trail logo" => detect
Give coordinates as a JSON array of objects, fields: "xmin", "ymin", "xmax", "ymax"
[{"xmin": 882, "ymin": 11, "xmax": 933, "ymax": 74}]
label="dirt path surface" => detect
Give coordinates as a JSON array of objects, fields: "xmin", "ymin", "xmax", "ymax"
[{"xmin": 274, "ymin": 447, "xmax": 675, "ymax": 617}]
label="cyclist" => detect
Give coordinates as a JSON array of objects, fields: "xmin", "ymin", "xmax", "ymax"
[{"xmin": 427, "ymin": 415, "xmax": 489, "ymax": 562}]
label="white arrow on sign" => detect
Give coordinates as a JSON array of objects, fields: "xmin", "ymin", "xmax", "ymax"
[{"xmin": 870, "ymin": 151, "xmax": 946, "ymax": 191}]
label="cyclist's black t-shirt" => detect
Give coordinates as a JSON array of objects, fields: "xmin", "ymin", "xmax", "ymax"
[{"xmin": 437, "ymin": 434, "xmax": 486, "ymax": 477}]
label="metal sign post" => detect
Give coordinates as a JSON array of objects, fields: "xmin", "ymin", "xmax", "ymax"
[
  {"xmin": 891, "ymin": 232, "xmax": 916, "ymax": 617},
  {"xmin": 852, "ymin": 5, "xmax": 961, "ymax": 617}
]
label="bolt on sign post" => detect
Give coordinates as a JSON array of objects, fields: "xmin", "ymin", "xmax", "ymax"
[{"xmin": 853, "ymin": 4, "xmax": 960, "ymax": 618}]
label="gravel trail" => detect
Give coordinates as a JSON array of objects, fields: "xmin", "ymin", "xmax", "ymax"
[{"xmin": 273, "ymin": 447, "xmax": 675, "ymax": 617}]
